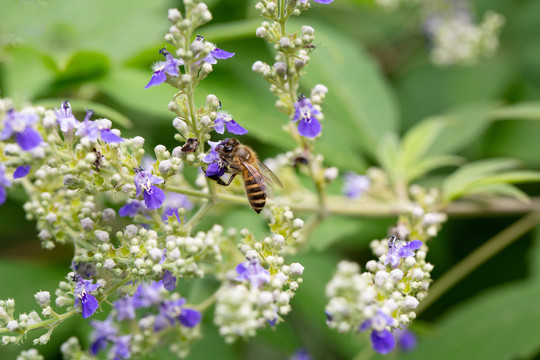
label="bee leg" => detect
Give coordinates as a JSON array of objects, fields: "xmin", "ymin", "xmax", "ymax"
[{"xmin": 221, "ymin": 173, "xmax": 237, "ymax": 186}]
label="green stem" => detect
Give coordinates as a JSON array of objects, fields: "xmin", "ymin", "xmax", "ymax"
[{"xmin": 417, "ymin": 211, "xmax": 540, "ymax": 313}]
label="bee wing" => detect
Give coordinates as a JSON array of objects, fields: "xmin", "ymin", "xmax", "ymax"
[{"xmin": 257, "ymin": 161, "xmax": 283, "ymax": 188}]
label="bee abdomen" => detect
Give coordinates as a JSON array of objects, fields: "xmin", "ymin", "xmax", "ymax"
[{"xmin": 244, "ymin": 175, "xmax": 266, "ymax": 213}]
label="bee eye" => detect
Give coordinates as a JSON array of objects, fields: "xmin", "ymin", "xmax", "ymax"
[{"xmin": 224, "ymin": 145, "xmax": 233, "ymax": 152}]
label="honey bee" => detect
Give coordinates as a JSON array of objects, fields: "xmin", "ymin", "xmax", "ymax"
[{"xmin": 210, "ymin": 138, "xmax": 282, "ymax": 213}]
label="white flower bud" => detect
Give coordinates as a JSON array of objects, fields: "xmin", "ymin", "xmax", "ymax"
[
  {"xmin": 324, "ymin": 167, "xmax": 339, "ymax": 182},
  {"xmin": 102, "ymin": 208, "xmax": 116, "ymax": 222},
  {"xmin": 404, "ymin": 257, "xmax": 416, "ymax": 267},
  {"xmin": 245, "ymin": 250, "xmax": 259, "ymax": 262},
  {"xmin": 279, "ymin": 37, "xmax": 291, "ymax": 48},
  {"xmin": 292, "ymin": 218, "xmax": 304, "ymax": 228},
  {"xmin": 403, "ymin": 296, "xmax": 419, "ymax": 310},
  {"xmin": 80, "ymin": 217, "xmax": 94, "ymax": 231},
  {"xmin": 374, "ymin": 271, "xmax": 390, "ymax": 287},
  {"xmin": 252, "ymin": 60, "xmax": 267, "ymax": 73},
  {"xmin": 154, "ymin": 144, "xmax": 166, "ymax": 156},
  {"xmin": 256, "ymin": 27, "xmax": 268, "ymax": 38},
  {"xmin": 390, "ymin": 269, "xmax": 403, "ymax": 283},
  {"xmin": 94, "ymin": 230, "xmax": 109, "ymax": 242},
  {"xmin": 34, "ymin": 291, "xmax": 50, "ymax": 307},
  {"xmin": 412, "ymin": 268, "xmax": 424, "ymax": 280},
  {"xmin": 45, "ymin": 212, "xmax": 57, "ymax": 224},
  {"xmin": 6, "ymin": 320, "xmax": 19, "ymax": 332},
  {"xmin": 168, "ymin": 8, "xmax": 181, "ymax": 22},
  {"xmin": 125, "ymin": 225, "xmax": 138, "ymax": 238},
  {"xmin": 258, "ymin": 291, "xmax": 274, "ymax": 306},
  {"xmin": 148, "ymin": 248, "xmax": 163, "ymax": 261},
  {"xmin": 159, "ymin": 160, "xmax": 173, "ymax": 175},
  {"xmin": 302, "ymin": 25, "xmax": 315, "ymax": 35},
  {"xmin": 103, "ymin": 259, "xmax": 116, "ymax": 270},
  {"xmin": 272, "ymin": 234, "xmax": 284, "ymax": 246},
  {"xmin": 290, "ymin": 263, "xmax": 304, "ymax": 276}
]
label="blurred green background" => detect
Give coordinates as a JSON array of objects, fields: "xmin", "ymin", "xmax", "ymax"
[{"xmin": 1, "ymin": 0, "xmax": 540, "ymax": 359}]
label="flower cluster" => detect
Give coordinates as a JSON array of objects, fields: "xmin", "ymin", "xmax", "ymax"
[
  {"xmin": 214, "ymin": 207, "xmax": 305, "ymax": 343},
  {"xmin": 375, "ymin": 0, "xmax": 504, "ymax": 66},
  {"xmin": 87, "ymin": 281, "xmax": 201, "ymax": 360},
  {"xmin": 324, "ymin": 190, "xmax": 446, "ymax": 354},
  {"xmin": 425, "ymin": 9, "xmax": 505, "ymax": 66}
]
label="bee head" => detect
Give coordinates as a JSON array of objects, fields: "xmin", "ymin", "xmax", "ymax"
[{"xmin": 220, "ymin": 138, "xmax": 239, "ymax": 154}]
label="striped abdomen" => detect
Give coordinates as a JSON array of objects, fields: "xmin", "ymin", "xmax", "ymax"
[{"xmin": 243, "ymin": 168, "xmax": 266, "ymax": 213}]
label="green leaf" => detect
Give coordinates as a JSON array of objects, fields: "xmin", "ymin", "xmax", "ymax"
[
  {"xmin": 376, "ymin": 132, "xmax": 400, "ymax": 176},
  {"xmin": 426, "ymin": 102, "xmax": 497, "ymax": 156},
  {"xmin": 491, "ymin": 102, "xmax": 540, "ymax": 121},
  {"xmin": 34, "ymin": 98, "xmax": 132, "ymax": 128},
  {"xmin": 306, "ymin": 216, "xmax": 363, "ymax": 252},
  {"xmin": 398, "ymin": 280, "xmax": 540, "ymax": 360},
  {"xmin": 297, "ymin": 19, "xmax": 399, "ymax": 158},
  {"xmin": 459, "ymin": 183, "xmax": 530, "ymax": 203},
  {"xmin": 55, "ymin": 51, "xmax": 110, "ymax": 84},
  {"xmin": 401, "ymin": 117, "xmax": 446, "ymax": 167},
  {"xmin": 442, "ymin": 159, "xmax": 521, "ymax": 202},
  {"xmin": 405, "ymin": 155, "xmax": 463, "ymax": 182},
  {"xmin": 473, "ymin": 171, "xmax": 540, "ymax": 185},
  {"xmin": 96, "ymin": 66, "xmax": 175, "ymax": 119},
  {"xmin": 1, "ymin": 46, "xmax": 56, "ymax": 103}
]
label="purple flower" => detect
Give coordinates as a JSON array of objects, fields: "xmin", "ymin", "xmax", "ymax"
[
  {"xmin": 162, "ymin": 193, "xmax": 193, "ymax": 223},
  {"xmin": 292, "ymin": 95, "xmax": 321, "ymax": 138},
  {"xmin": 1, "ymin": 109, "xmax": 43, "ymax": 150},
  {"xmin": 145, "ymin": 48, "xmax": 184, "ymax": 89},
  {"xmin": 196, "ymin": 35, "xmax": 235, "ymax": 65},
  {"xmin": 235, "ymin": 260, "xmax": 270, "ymax": 288},
  {"xmin": 13, "ymin": 165, "xmax": 30, "ymax": 179},
  {"xmin": 395, "ymin": 328, "xmax": 417, "ymax": 352},
  {"xmin": 203, "ymin": 140, "xmax": 227, "ymax": 178},
  {"xmin": 214, "ymin": 112, "xmax": 248, "ymax": 135},
  {"xmin": 132, "ymin": 281, "xmax": 163, "ymax": 308},
  {"xmin": 56, "ymin": 100, "xmax": 80, "ymax": 133},
  {"xmin": 134, "ymin": 168, "xmax": 166, "ymax": 209},
  {"xmin": 343, "ymin": 172, "xmax": 370, "ymax": 198},
  {"xmin": 114, "ymin": 296, "xmax": 136, "ymax": 321},
  {"xmin": 290, "ymin": 348, "xmax": 312, "ymax": 360},
  {"xmin": 90, "ymin": 316, "xmax": 117, "ymax": 355},
  {"xmin": 110, "ymin": 335, "xmax": 131, "ymax": 360},
  {"xmin": 119, "ymin": 199, "xmax": 148, "ymax": 217},
  {"xmin": 75, "ymin": 110, "xmax": 124, "ymax": 143},
  {"xmin": 360, "ymin": 311, "xmax": 397, "ymax": 355},
  {"xmin": 371, "ymin": 329, "xmax": 396, "ymax": 355},
  {"xmin": 156, "ymin": 298, "xmax": 201, "ymax": 331},
  {"xmin": 384, "ymin": 236, "xmax": 423, "ymax": 269},
  {"xmin": 74, "ymin": 277, "xmax": 101, "ymax": 319},
  {"xmin": 162, "ymin": 270, "xmax": 177, "ymax": 291},
  {"xmin": 0, "ymin": 163, "xmax": 12, "ymax": 205}
]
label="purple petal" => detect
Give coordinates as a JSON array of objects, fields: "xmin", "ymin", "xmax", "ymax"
[
  {"xmin": 403, "ymin": 240, "xmax": 423, "ymax": 251},
  {"xmin": 397, "ymin": 248, "xmax": 415, "ymax": 258},
  {"xmin": 144, "ymin": 185, "xmax": 166, "ymax": 209},
  {"xmin": 13, "ymin": 165, "xmax": 30, "ymax": 179},
  {"xmin": 15, "ymin": 127, "xmax": 43, "ymax": 150},
  {"xmin": 213, "ymin": 118, "xmax": 225, "ymax": 134},
  {"xmin": 162, "ymin": 270, "xmax": 177, "ymax": 291},
  {"xmin": 225, "ymin": 120, "xmax": 248, "ymax": 135},
  {"xmin": 395, "ymin": 329, "xmax": 417, "ymax": 351},
  {"xmin": 144, "ymin": 70, "xmax": 167, "ymax": 89},
  {"xmin": 119, "ymin": 200, "xmax": 144, "ymax": 217},
  {"xmin": 313, "ymin": 0, "xmax": 334, "ymax": 3},
  {"xmin": 297, "ymin": 117, "xmax": 321, "ymax": 138},
  {"xmin": 371, "ymin": 329, "xmax": 396, "ymax": 355},
  {"xmin": 359, "ymin": 319, "xmax": 372, "ymax": 332},
  {"xmin": 100, "ymin": 129, "xmax": 124, "ymax": 143},
  {"xmin": 179, "ymin": 308, "xmax": 201, "ymax": 328},
  {"xmin": 0, "ymin": 186, "xmax": 6, "ymax": 206},
  {"xmin": 385, "ymin": 254, "xmax": 401, "ymax": 269},
  {"xmin": 211, "ymin": 48, "xmax": 235, "ymax": 60},
  {"xmin": 82, "ymin": 295, "xmax": 99, "ymax": 319},
  {"xmin": 205, "ymin": 162, "xmax": 225, "ymax": 177}
]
